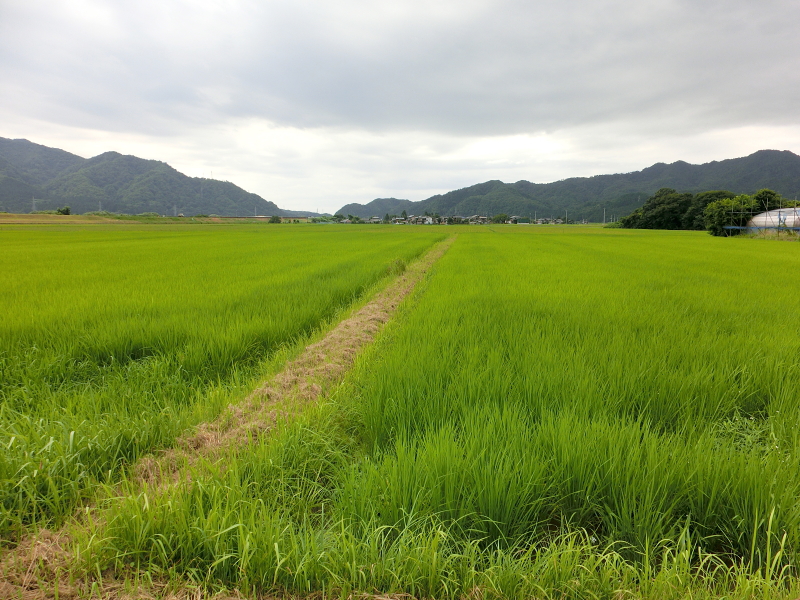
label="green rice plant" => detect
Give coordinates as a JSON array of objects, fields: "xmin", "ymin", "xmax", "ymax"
[
  {"xmin": 0, "ymin": 224, "xmax": 444, "ymax": 537},
  {"xmin": 28, "ymin": 225, "xmax": 800, "ymax": 597},
  {"xmin": 91, "ymin": 428, "xmax": 800, "ymax": 598},
  {"xmin": 338, "ymin": 227, "xmax": 800, "ymax": 575}
]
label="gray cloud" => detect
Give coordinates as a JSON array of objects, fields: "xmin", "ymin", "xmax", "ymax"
[
  {"xmin": 4, "ymin": 0, "xmax": 799, "ymax": 135},
  {"xmin": 1, "ymin": 0, "xmax": 799, "ymax": 211}
]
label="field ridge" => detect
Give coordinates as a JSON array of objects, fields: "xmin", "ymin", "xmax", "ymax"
[{"xmin": 135, "ymin": 235, "xmax": 455, "ymax": 488}]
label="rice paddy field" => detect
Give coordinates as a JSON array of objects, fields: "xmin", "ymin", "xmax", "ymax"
[
  {"xmin": 3, "ymin": 221, "xmax": 800, "ymax": 599},
  {"xmin": 0, "ymin": 224, "xmax": 444, "ymax": 538}
]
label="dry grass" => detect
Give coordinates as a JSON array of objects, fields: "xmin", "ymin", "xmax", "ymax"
[
  {"xmin": 0, "ymin": 529, "xmax": 72, "ymax": 599},
  {"xmin": 134, "ymin": 236, "xmax": 454, "ymax": 488},
  {"xmin": 0, "ymin": 213, "xmax": 122, "ymax": 224}
]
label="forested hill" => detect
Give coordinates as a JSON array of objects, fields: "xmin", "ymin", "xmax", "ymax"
[
  {"xmin": 338, "ymin": 150, "xmax": 800, "ymax": 221},
  {"xmin": 0, "ymin": 137, "xmax": 315, "ymax": 217}
]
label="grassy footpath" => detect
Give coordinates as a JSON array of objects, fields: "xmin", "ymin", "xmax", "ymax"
[
  {"xmin": 88, "ymin": 227, "xmax": 800, "ymax": 598},
  {"xmin": 0, "ymin": 224, "xmax": 444, "ymax": 539}
]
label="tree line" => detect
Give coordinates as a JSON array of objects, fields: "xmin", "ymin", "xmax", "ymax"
[{"xmin": 619, "ymin": 188, "xmax": 798, "ymax": 235}]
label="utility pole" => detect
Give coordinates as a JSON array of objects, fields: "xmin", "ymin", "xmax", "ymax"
[
  {"xmin": 32, "ymin": 196, "xmax": 36, "ymax": 212},
  {"xmin": 603, "ymin": 207, "xmax": 606, "ymax": 224}
]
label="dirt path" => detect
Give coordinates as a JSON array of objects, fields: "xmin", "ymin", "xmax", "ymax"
[
  {"xmin": 135, "ymin": 235, "xmax": 454, "ymax": 486},
  {"xmin": 1, "ymin": 235, "xmax": 455, "ymax": 600}
]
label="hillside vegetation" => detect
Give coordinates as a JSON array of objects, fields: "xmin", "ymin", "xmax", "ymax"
[
  {"xmin": 0, "ymin": 137, "xmax": 314, "ymax": 217},
  {"xmin": 339, "ymin": 150, "xmax": 800, "ymax": 221}
]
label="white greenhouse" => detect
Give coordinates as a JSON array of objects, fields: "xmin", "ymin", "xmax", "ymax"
[{"xmin": 747, "ymin": 207, "xmax": 800, "ymax": 230}]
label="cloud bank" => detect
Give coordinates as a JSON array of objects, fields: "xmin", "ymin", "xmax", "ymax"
[{"xmin": 2, "ymin": 0, "xmax": 799, "ymax": 211}]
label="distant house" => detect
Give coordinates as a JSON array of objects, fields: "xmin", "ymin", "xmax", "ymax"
[
  {"xmin": 406, "ymin": 215, "xmax": 436, "ymax": 225},
  {"xmin": 468, "ymin": 215, "xmax": 488, "ymax": 224},
  {"xmin": 367, "ymin": 216, "xmax": 382, "ymax": 224},
  {"xmin": 392, "ymin": 217, "xmax": 407, "ymax": 224}
]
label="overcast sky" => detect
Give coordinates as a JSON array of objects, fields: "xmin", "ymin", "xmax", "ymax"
[{"xmin": 2, "ymin": 0, "xmax": 799, "ymax": 212}]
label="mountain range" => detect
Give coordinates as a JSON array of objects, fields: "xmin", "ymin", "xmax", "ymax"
[
  {"xmin": 338, "ymin": 150, "xmax": 800, "ymax": 221},
  {"xmin": 0, "ymin": 137, "xmax": 317, "ymax": 217},
  {"xmin": 3, "ymin": 138, "xmax": 799, "ymax": 221}
]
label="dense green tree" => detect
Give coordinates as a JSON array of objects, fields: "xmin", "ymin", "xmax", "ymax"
[
  {"xmin": 269, "ymin": 215, "xmax": 281, "ymax": 223},
  {"xmin": 704, "ymin": 194, "xmax": 753, "ymax": 236},
  {"xmin": 620, "ymin": 188, "xmax": 693, "ymax": 229},
  {"xmin": 647, "ymin": 190, "xmax": 693, "ymax": 229},
  {"xmin": 620, "ymin": 188, "xmax": 750, "ymax": 231},
  {"xmin": 753, "ymin": 188, "xmax": 785, "ymax": 211},
  {"xmin": 492, "ymin": 213, "xmax": 509, "ymax": 223},
  {"xmin": 618, "ymin": 207, "xmax": 643, "ymax": 228},
  {"xmin": 703, "ymin": 189, "xmax": 795, "ymax": 236},
  {"xmin": 682, "ymin": 191, "xmax": 734, "ymax": 230}
]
